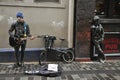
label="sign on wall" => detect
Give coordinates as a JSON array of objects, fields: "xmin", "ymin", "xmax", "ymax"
[
  {"xmin": 103, "ymin": 32, "xmax": 120, "ymax": 56},
  {"xmin": 93, "ymin": 32, "xmax": 120, "ymax": 57}
]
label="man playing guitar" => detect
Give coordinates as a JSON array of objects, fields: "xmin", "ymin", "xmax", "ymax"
[{"xmin": 9, "ymin": 12, "xmax": 34, "ymax": 67}]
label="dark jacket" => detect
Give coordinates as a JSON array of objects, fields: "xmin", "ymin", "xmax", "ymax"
[
  {"xmin": 9, "ymin": 21, "xmax": 31, "ymax": 38},
  {"xmin": 91, "ymin": 24, "xmax": 104, "ymax": 42}
]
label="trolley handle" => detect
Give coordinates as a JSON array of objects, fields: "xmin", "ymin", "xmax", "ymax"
[
  {"xmin": 59, "ymin": 38, "xmax": 65, "ymax": 41},
  {"xmin": 37, "ymin": 35, "xmax": 49, "ymax": 38}
]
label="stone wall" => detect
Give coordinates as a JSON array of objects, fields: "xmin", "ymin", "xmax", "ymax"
[{"xmin": 75, "ymin": 0, "xmax": 95, "ymax": 58}]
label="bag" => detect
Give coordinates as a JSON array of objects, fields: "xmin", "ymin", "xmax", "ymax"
[
  {"xmin": 24, "ymin": 64, "xmax": 62, "ymax": 77},
  {"xmin": 9, "ymin": 36, "xmax": 20, "ymax": 47},
  {"xmin": 9, "ymin": 36, "xmax": 15, "ymax": 47}
]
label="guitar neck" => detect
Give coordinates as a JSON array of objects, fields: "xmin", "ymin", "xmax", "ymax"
[{"xmin": 16, "ymin": 35, "xmax": 44, "ymax": 41}]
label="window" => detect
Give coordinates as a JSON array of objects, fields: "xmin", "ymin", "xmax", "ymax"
[
  {"xmin": 95, "ymin": 0, "xmax": 105, "ymax": 15},
  {"xmin": 0, "ymin": 0, "xmax": 23, "ymax": 2},
  {"xmin": 34, "ymin": 0, "xmax": 59, "ymax": 3},
  {"xmin": 15, "ymin": 0, "xmax": 23, "ymax": 1},
  {"xmin": 114, "ymin": 0, "xmax": 120, "ymax": 15},
  {"xmin": 95, "ymin": 0, "xmax": 120, "ymax": 18},
  {"xmin": 0, "ymin": 0, "xmax": 64, "ymax": 8},
  {"xmin": 0, "ymin": 0, "xmax": 60, "ymax": 3}
]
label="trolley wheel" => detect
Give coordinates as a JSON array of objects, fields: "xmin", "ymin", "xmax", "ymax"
[
  {"xmin": 62, "ymin": 50, "xmax": 74, "ymax": 63},
  {"xmin": 39, "ymin": 51, "xmax": 47, "ymax": 65}
]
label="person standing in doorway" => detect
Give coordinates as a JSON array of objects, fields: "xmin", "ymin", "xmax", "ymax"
[
  {"xmin": 9, "ymin": 12, "xmax": 34, "ymax": 67},
  {"xmin": 91, "ymin": 15, "xmax": 106, "ymax": 63}
]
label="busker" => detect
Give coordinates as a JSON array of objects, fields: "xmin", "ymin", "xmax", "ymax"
[{"xmin": 9, "ymin": 12, "xmax": 34, "ymax": 67}]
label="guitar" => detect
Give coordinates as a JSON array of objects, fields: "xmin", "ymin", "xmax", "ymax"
[{"xmin": 9, "ymin": 35, "xmax": 41, "ymax": 47}]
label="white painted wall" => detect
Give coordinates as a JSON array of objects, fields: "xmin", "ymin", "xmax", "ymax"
[{"xmin": 0, "ymin": 0, "xmax": 74, "ymax": 49}]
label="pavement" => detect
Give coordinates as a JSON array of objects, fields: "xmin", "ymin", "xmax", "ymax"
[{"xmin": 0, "ymin": 60, "xmax": 120, "ymax": 80}]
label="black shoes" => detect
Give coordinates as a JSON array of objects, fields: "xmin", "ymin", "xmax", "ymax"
[
  {"xmin": 13, "ymin": 62, "xmax": 24, "ymax": 68},
  {"xmin": 13, "ymin": 62, "xmax": 21, "ymax": 68},
  {"xmin": 20, "ymin": 62, "xmax": 24, "ymax": 67}
]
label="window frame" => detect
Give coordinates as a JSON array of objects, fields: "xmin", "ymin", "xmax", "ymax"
[
  {"xmin": 0, "ymin": 0, "xmax": 65, "ymax": 9},
  {"xmin": 95, "ymin": 0, "xmax": 120, "ymax": 19},
  {"xmin": 34, "ymin": 0, "xmax": 60, "ymax": 3}
]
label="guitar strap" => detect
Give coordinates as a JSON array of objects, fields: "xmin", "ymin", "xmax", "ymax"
[{"xmin": 24, "ymin": 22, "xmax": 27, "ymax": 37}]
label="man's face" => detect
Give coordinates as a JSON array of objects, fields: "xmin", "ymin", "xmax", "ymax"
[{"xmin": 17, "ymin": 17, "xmax": 24, "ymax": 22}]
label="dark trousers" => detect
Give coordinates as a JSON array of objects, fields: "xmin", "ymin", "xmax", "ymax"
[
  {"xmin": 14, "ymin": 40, "xmax": 26, "ymax": 64},
  {"xmin": 93, "ymin": 40, "xmax": 105, "ymax": 60}
]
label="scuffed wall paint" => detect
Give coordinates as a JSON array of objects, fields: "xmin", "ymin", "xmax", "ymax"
[
  {"xmin": 51, "ymin": 21, "xmax": 65, "ymax": 35},
  {"xmin": 52, "ymin": 21, "xmax": 64, "ymax": 28},
  {"xmin": 7, "ymin": 17, "xmax": 16, "ymax": 26},
  {"xmin": 0, "ymin": 15, "xmax": 4, "ymax": 22}
]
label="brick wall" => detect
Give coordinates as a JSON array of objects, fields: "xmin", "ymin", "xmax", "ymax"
[{"xmin": 75, "ymin": 0, "xmax": 95, "ymax": 58}]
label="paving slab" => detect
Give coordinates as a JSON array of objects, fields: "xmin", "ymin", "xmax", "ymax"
[{"xmin": 0, "ymin": 61, "xmax": 120, "ymax": 80}]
